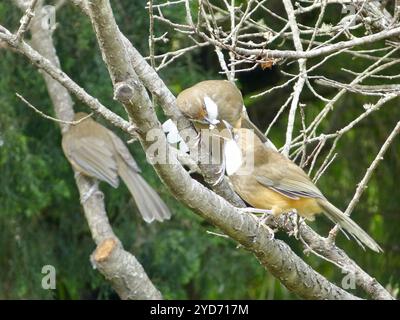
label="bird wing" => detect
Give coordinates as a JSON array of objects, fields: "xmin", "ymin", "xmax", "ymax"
[
  {"xmin": 255, "ymin": 154, "xmax": 325, "ymax": 200},
  {"xmin": 107, "ymin": 130, "xmax": 141, "ymax": 173},
  {"xmin": 66, "ymin": 137, "xmax": 120, "ymax": 188},
  {"xmin": 241, "ymin": 112, "xmax": 268, "ymax": 143}
]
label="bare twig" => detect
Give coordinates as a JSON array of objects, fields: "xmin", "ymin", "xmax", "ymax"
[
  {"xmin": 282, "ymin": 0, "xmax": 307, "ymax": 156},
  {"xmin": 15, "ymin": 0, "xmax": 39, "ymax": 42},
  {"xmin": 328, "ymin": 120, "xmax": 400, "ymax": 243},
  {"xmin": 16, "ymin": 93, "xmax": 93, "ymax": 125},
  {"xmin": 148, "ymin": 0, "xmax": 156, "ymax": 70},
  {"xmin": 345, "ymin": 120, "xmax": 400, "ymax": 216}
]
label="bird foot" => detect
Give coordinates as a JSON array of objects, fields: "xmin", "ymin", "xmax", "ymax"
[
  {"xmin": 239, "ymin": 208, "xmax": 275, "ymax": 232},
  {"xmin": 236, "ymin": 207, "xmax": 275, "ymax": 235},
  {"xmin": 193, "ymin": 132, "xmax": 201, "ymax": 148},
  {"xmin": 211, "ymin": 163, "xmax": 226, "ymax": 187},
  {"xmin": 254, "ymin": 213, "xmax": 276, "ymax": 240}
]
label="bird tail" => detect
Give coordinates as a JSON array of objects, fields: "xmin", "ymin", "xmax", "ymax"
[
  {"xmin": 118, "ymin": 162, "xmax": 172, "ymax": 223},
  {"xmin": 317, "ymin": 200, "xmax": 382, "ymax": 253}
]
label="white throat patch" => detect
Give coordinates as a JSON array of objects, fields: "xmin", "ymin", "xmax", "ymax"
[
  {"xmin": 224, "ymin": 138, "xmax": 243, "ymax": 176},
  {"xmin": 162, "ymin": 119, "xmax": 189, "ymax": 153}
]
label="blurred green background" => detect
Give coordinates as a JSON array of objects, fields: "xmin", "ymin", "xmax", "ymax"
[{"xmin": 0, "ymin": 0, "xmax": 399, "ymax": 299}]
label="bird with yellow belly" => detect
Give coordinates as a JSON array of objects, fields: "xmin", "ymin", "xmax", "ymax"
[
  {"xmin": 225, "ymin": 127, "xmax": 382, "ymax": 253},
  {"xmin": 176, "ymin": 80, "xmax": 382, "ymax": 253}
]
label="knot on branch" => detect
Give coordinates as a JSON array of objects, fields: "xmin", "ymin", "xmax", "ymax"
[
  {"xmin": 92, "ymin": 237, "xmax": 119, "ymax": 264},
  {"xmin": 114, "ymin": 81, "xmax": 134, "ymax": 104}
]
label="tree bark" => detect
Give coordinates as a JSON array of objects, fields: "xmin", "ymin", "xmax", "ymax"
[{"xmin": 20, "ymin": 0, "xmax": 162, "ymax": 300}]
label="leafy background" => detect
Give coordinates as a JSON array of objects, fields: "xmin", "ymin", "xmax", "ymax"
[{"xmin": 0, "ymin": 0, "xmax": 399, "ymax": 299}]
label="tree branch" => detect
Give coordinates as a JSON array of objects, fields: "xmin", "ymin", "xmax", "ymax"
[
  {"xmin": 114, "ymin": 1, "xmax": 393, "ymax": 300},
  {"xmin": 14, "ymin": 1, "xmax": 162, "ymax": 300},
  {"xmin": 84, "ymin": 0, "xmax": 360, "ymax": 300},
  {"xmin": 0, "ymin": 23, "xmax": 361, "ymax": 300},
  {"xmin": 282, "ymin": 0, "xmax": 307, "ymax": 156},
  {"xmin": 1, "ymin": 0, "xmax": 393, "ymax": 299},
  {"xmin": 345, "ymin": 121, "xmax": 400, "ymax": 216}
]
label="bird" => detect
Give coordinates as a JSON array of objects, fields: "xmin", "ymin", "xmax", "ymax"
[
  {"xmin": 62, "ymin": 112, "xmax": 172, "ymax": 223},
  {"xmin": 176, "ymin": 80, "xmax": 277, "ymax": 150},
  {"xmin": 177, "ymin": 80, "xmax": 243, "ymax": 129},
  {"xmin": 174, "ymin": 79, "xmax": 276, "ymax": 182},
  {"xmin": 176, "ymin": 80, "xmax": 381, "ymax": 252},
  {"xmin": 224, "ymin": 127, "xmax": 382, "ymax": 253}
]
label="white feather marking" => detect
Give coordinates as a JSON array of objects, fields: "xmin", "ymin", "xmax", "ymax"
[
  {"xmin": 162, "ymin": 119, "xmax": 175, "ymax": 133},
  {"xmin": 203, "ymin": 96, "xmax": 219, "ymax": 125},
  {"xmin": 224, "ymin": 139, "xmax": 243, "ymax": 176},
  {"xmin": 162, "ymin": 119, "xmax": 183, "ymax": 144}
]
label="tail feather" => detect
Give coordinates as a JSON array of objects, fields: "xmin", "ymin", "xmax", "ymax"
[
  {"xmin": 318, "ymin": 200, "xmax": 382, "ymax": 253},
  {"xmin": 118, "ymin": 161, "xmax": 172, "ymax": 223}
]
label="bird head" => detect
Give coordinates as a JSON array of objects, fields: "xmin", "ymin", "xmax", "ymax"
[
  {"xmin": 177, "ymin": 91, "xmax": 220, "ymax": 127},
  {"xmin": 176, "ymin": 80, "xmax": 243, "ymax": 129}
]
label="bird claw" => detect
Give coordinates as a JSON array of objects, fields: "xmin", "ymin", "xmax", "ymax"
[
  {"xmin": 193, "ymin": 132, "xmax": 201, "ymax": 148},
  {"xmin": 252, "ymin": 212, "xmax": 275, "ymax": 240},
  {"xmin": 258, "ymin": 212, "xmax": 272, "ymax": 226},
  {"xmin": 211, "ymin": 170, "xmax": 225, "ymax": 187},
  {"xmin": 211, "ymin": 162, "xmax": 226, "ymax": 186}
]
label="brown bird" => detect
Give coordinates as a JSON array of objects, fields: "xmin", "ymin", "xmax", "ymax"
[
  {"xmin": 225, "ymin": 128, "xmax": 382, "ymax": 253},
  {"xmin": 177, "ymin": 80, "xmax": 243, "ymax": 128},
  {"xmin": 62, "ymin": 112, "xmax": 172, "ymax": 223},
  {"xmin": 176, "ymin": 80, "xmax": 276, "ymax": 149},
  {"xmin": 177, "ymin": 80, "xmax": 381, "ymax": 251}
]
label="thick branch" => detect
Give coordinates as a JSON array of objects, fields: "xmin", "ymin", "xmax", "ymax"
[
  {"xmin": 115, "ymin": 2, "xmax": 392, "ymax": 300},
  {"xmin": 20, "ymin": 2, "xmax": 162, "ymax": 300},
  {"xmin": 85, "ymin": 0, "xmax": 359, "ymax": 300},
  {"xmin": 72, "ymin": 0, "xmax": 245, "ymax": 207},
  {"xmin": 2, "ymin": 0, "xmax": 391, "ymax": 299}
]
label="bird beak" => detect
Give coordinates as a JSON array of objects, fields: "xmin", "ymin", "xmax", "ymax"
[{"xmin": 204, "ymin": 117, "xmax": 220, "ymax": 128}]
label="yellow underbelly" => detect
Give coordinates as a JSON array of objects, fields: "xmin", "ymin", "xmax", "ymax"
[{"xmin": 229, "ymin": 175, "xmax": 322, "ymax": 220}]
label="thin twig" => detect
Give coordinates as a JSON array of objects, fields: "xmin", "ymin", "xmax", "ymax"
[
  {"xmin": 15, "ymin": 0, "xmax": 39, "ymax": 42},
  {"xmin": 345, "ymin": 120, "xmax": 400, "ymax": 216},
  {"xmin": 16, "ymin": 93, "xmax": 93, "ymax": 125},
  {"xmin": 329, "ymin": 120, "xmax": 400, "ymax": 241},
  {"xmin": 282, "ymin": 0, "xmax": 307, "ymax": 156}
]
